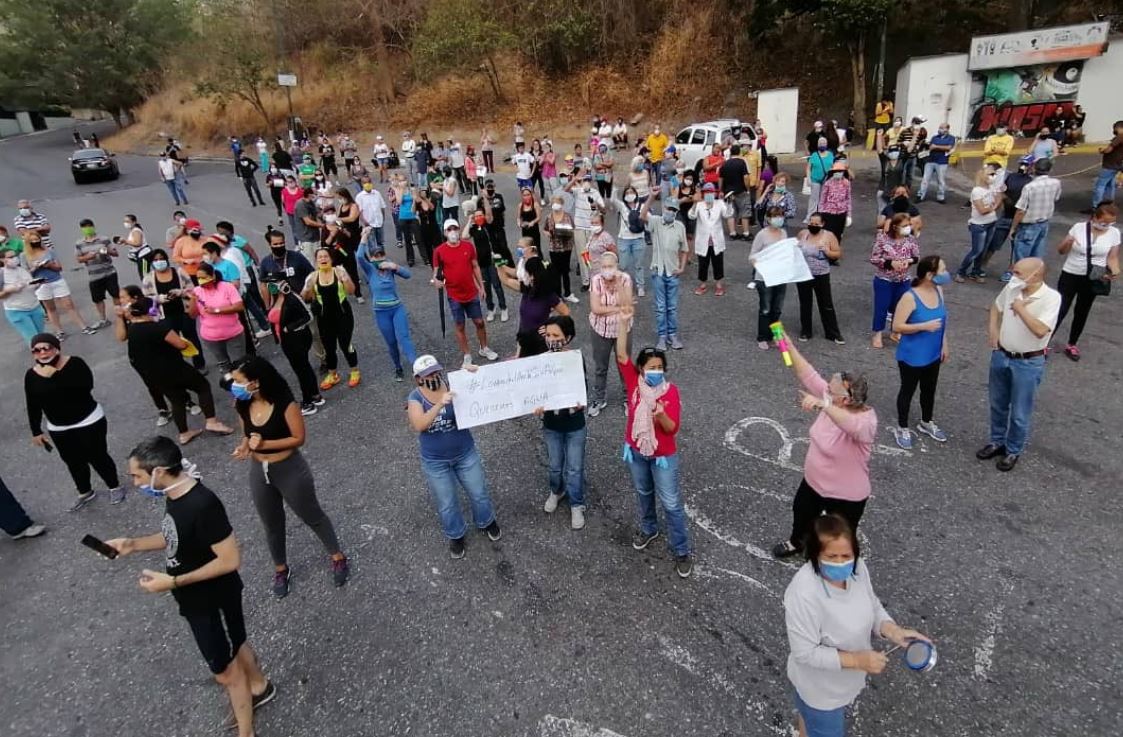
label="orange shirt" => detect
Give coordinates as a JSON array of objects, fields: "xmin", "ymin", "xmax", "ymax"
[{"xmin": 173, "ymin": 234, "xmax": 205, "ymax": 276}]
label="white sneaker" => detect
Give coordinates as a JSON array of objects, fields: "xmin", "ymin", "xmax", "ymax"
[
  {"xmin": 462, "ymin": 354, "xmax": 474, "ymax": 368},
  {"xmin": 543, "ymin": 492, "xmax": 563, "ymax": 514},
  {"xmin": 478, "ymin": 346, "xmax": 499, "ymax": 361},
  {"xmin": 156, "ymin": 411, "xmax": 170, "ymax": 427},
  {"xmin": 12, "ymin": 523, "xmax": 46, "ymax": 539},
  {"xmin": 564, "ymin": 293, "xmax": 580, "ymax": 304},
  {"xmin": 188, "ymin": 403, "xmax": 202, "ymax": 416},
  {"xmin": 636, "ymin": 286, "xmax": 645, "ymax": 297},
  {"xmin": 500, "ymin": 308, "xmax": 509, "ymax": 322},
  {"xmin": 485, "ymin": 309, "xmax": 496, "ymax": 322},
  {"xmin": 746, "ymin": 282, "xmax": 756, "ymax": 290},
  {"xmin": 356, "ymin": 296, "xmax": 366, "ymax": 304},
  {"xmin": 254, "ymin": 328, "xmax": 272, "ymax": 339},
  {"xmin": 571, "ymin": 507, "xmax": 586, "ymax": 530},
  {"xmin": 587, "ymin": 400, "xmax": 607, "ymax": 417}
]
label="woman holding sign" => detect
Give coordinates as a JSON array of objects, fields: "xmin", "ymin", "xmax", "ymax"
[
  {"xmin": 771, "ymin": 333, "xmax": 876, "ymax": 560},
  {"xmin": 614, "ymin": 307, "xmax": 692, "ymax": 578},
  {"xmin": 406, "ymin": 355, "xmax": 501, "ymax": 559},
  {"xmin": 784, "ymin": 513, "xmax": 931, "ymax": 737},
  {"xmin": 534, "ymin": 315, "xmax": 587, "ymax": 530}
]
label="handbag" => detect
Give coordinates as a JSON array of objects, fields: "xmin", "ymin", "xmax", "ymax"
[{"xmin": 1085, "ymin": 222, "xmax": 1112, "ymax": 296}]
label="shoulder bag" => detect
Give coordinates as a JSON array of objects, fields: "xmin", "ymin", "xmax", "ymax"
[{"xmin": 1086, "ymin": 222, "xmax": 1111, "ymax": 296}]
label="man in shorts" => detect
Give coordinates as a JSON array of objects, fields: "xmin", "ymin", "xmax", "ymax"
[
  {"xmin": 431, "ymin": 219, "xmax": 498, "ymax": 367},
  {"xmin": 512, "ymin": 142, "xmax": 536, "ymax": 192},
  {"xmin": 74, "ymin": 218, "xmax": 120, "ymax": 328},
  {"xmin": 107, "ymin": 437, "xmax": 275, "ymax": 737}
]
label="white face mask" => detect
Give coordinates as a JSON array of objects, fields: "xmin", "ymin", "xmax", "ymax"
[
  {"xmin": 624, "ymin": 193, "xmax": 636, "ymax": 203},
  {"xmin": 592, "ymin": 226, "xmax": 603, "ymax": 235},
  {"xmin": 1007, "ymin": 276, "xmax": 1026, "ymax": 292},
  {"xmin": 446, "ymin": 231, "xmax": 460, "ymax": 243},
  {"xmin": 123, "ymin": 222, "xmax": 132, "ymax": 230},
  {"xmin": 551, "ymin": 203, "xmax": 562, "ymax": 212},
  {"xmin": 899, "ymin": 225, "xmax": 913, "ymax": 237}
]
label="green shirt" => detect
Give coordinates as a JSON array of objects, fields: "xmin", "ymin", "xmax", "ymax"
[
  {"xmin": 0, "ymin": 236, "xmax": 24, "ymax": 255},
  {"xmin": 298, "ymin": 163, "xmax": 317, "ymax": 184}
]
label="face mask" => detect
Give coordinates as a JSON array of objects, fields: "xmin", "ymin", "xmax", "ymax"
[
  {"xmin": 1039, "ymin": 133, "xmax": 1048, "ymax": 139},
  {"xmin": 18, "ymin": 207, "xmax": 31, "ymax": 217},
  {"xmin": 662, "ymin": 211, "xmax": 677, "ymax": 224},
  {"xmin": 138, "ymin": 469, "xmax": 193, "ymax": 499},
  {"xmin": 546, "ymin": 338, "xmax": 567, "ymax": 352},
  {"xmin": 176, "ymin": 216, "xmax": 186, "ymax": 225},
  {"xmin": 188, "ymin": 229, "xmax": 201, "ymax": 238},
  {"xmin": 123, "ymin": 222, "xmax": 133, "ymax": 230},
  {"xmin": 318, "ymin": 262, "xmax": 332, "ymax": 271},
  {"xmin": 899, "ymin": 225, "xmax": 913, "ymax": 237},
  {"xmin": 996, "ymin": 128, "xmax": 1006, "ymax": 136},
  {"xmin": 643, "ymin": 370, "xmax": 665, "ymax": 387},
  {"xmin": 230, "ymin": 382, "xmax": 254, "ymax": 401},
  {"xmin": 582, "ymin": 184, "xmax": 591, "ymax": 192},
  {"xmin": 624, "ymin": 193, "xmax": 636, "ymax": 203},
  {"xmin": 683, "ymin": 179, "xmax": 694, "ymax": 187},
  {"xmin": 817, "ymin": 144, "xmax": 828, "ymax": 152},
  {"xmin": 447, "ymin": 232, "xmax": 460, "ymax": 243},
  {"xmin": 832, "ymin": 171, "xmax": 844, "ymax": 179},
  {"xmin": 820, "ymin": 558, "xmax": 855, "ymax": 582},
  {"xmin": 601, "ymin": 266, "xmax": 617, "ymax": 279},
  {"xmin": 592, "ymin": 226, "xmax": 603, "ymax": 234},
  {"xmin": 270, "ymin": 246, "xmax": 287, "ymax": 259},
  {"xmin": 421, "ymin": 376, "xmax": 442, "ymax": 391},
  {"xmin": 1007, "ymin": 276, "xmax": 1026, "ymax": 291},
  {"xmin": 939, "ymin": 129, "xmax": 949, "ymax": 136},
  {"xmin": 151, "ymin": 259, "xmax": 169, "ymax": 272},
  {"xmin": 1091, "ymin": 221, "xmax": 1110, "ymax": 231},
  {"xmin": 35, "ymin": 350, "xmax": 61, "ymax": 366},
  {"xmin": 473, "ymin": 215, "xmax": 486, "ymax": 226},
  {"xmin": 769, "ymin": 217, "xmax": 785, "ymax": 229},
  {"xmin": 775, "ymin": 185, "xmax": 787, "ymax": 194},
  {"xmin": 4, "ymin": 257, "xmax": 18, "ymax": 267},
  {"xmin": 197, "ymin": 276, "xmax": 214, "ymax": 286},
  {"xmin": 362, "ymin": 183, "xmax": 373, "ymax": 192},
  {"xmin": 551, "ymin": 203, "xmax": 562, "ymax": 212},
  {"xmin": 932, "ymin": 272, "xmax": 952, "ymax": 286},
  {"xmin": 893, "ymin": 196, "xmax": 910, "ymax": 210},
  {"xmin": 807, "ymin": 224, "xmax": 823, "ymax": 234},
  {"xmin": 703, "ymin": 194, "xmax": 715, "ymax": 204}
]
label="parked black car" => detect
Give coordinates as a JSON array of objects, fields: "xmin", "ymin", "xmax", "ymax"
[{"xmin": 70, "ymin": 148, "xmax": 120, "ymax": 183}]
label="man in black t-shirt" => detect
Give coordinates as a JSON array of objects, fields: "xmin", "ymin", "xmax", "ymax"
[
  {"xmin": 483, "ymin": 178, "xmax": 508, "ymax": 250},
  {"xmin": 718, "ymin": 144, "xmax": 752, "ymax": 239},
  {"xmin": 107, "ymin": 437, "xmax": 275, "ymax": 737}
]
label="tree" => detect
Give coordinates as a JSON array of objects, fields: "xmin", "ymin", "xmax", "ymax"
[
  {"xmin": 195, "ymin": 39, "xmax": 278, "ymax": 132},
  {"xmin": 0, "ymin": 0, "xmax": 190, "ymax": 125},
  {"xmin": 752, "ymin": 0, "xmax": 893, "ymax": 122},
  {"xmin": 412, "ymin": 0, "xmax": 515, "ymax": 100}
]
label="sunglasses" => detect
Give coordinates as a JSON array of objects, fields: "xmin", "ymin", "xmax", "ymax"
[{"xmin": 31, "ymin": 345, "xmax": 56, "ymax": 354}]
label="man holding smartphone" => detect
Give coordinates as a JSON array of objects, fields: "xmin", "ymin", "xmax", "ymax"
[{"xmin": 106, "ymin": 436, "xmax": 275, "ymax": 737}]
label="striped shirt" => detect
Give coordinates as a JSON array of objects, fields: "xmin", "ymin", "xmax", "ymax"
[
  {"xmin": 1014, "ymin": 176, "xmax": 1062, "ymax": 222},
  {"xmin": 13, "ymin": 211, "xmax": 51, "ymax": 248},
  {"xmin": 588, "ymin": 272, "xmax": 633, "ymax": 339}
]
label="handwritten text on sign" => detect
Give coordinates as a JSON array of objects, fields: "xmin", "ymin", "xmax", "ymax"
[{"xmin": 447, "ymin": 350, "xmax": 588, "ymax": 429}]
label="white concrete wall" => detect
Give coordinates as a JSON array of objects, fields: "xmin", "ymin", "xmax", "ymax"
[
  {"xmin": 0, "ymin": 118, "xmax": 22, "ymax": 138},
  {"xmin": 44, "ymin": 117, "xmax": 73, "ymax": 130},
  {"xmin": 896, "ymin": 54, "xmax": 972, "ymax": 138},
  {"xmin": 1076, "ymin": 39, "xmax": 1123, "ymax": 142},
  {"xmin": 757, "ymin": 88, "xmax": 799, "ymax": 154}
]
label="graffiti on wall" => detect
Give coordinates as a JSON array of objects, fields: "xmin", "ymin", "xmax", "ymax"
[{"xmin": 967, "ymin": 61, "xmax": 1083, "ymax": 138}]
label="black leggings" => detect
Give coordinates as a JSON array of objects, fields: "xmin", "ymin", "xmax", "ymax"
[
  {"xmin": 482, "ymin": 150, "xmax": 495, "ymax": 173},
  {"xmin": 821, "ymin": 212, "xmax": 847, "ymax": 243},
  {"xmin": 551, "ymin": 250, "xmax": 573, "ymax": 296},
  {"xmin": 49, "ymin": 417, "xmax": 119, "ymax": 495},
  {"xmin": 332, "ymin": 239, "xmax": 363, "ymax": 298},
  {"xmin": 1055, "ymin": 270, "xmax": 1100, "ymax": 346},
  {"xmin": 270, "ymin": 187, "xmax": 284, "ymax": 217},
  {"xmin": 788, "ymin": 478, "xmax": 866, "ymax": 549},
  {"xmin": 797, "ymin": 273, "xmax": 842, "ymax": 340},
  {"xmin": 155, "ymin": 364, "xmax": 218, "ymax": 433},
  {"xmin": 698, "ymin": 247, "xmax": 724, "ymax": 281},
  {"xmin": 317, "ymin": 304, "xmax": 358, "ymax": 371},
  {"xmin": 280, "ymin": 326, "xmax": 319, "ymax": 404},
  {"xmin": 897, "ymin": 359, "xmax": 941, "ymax": 427}
]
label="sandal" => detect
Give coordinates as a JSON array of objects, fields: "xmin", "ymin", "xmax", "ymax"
[
  {"xmin": 178, "ymin": 429, "xmax": 203, "ymax": 445},
  {"xmin": 714, "ymin": 285, "xmax": 726, "ymax": 297},
  {"xmin": 693, "ymin": 284, "xmax": 708, "ymax": 295},
  {"xmin": 206, "ymin": 421, "xmax": 235, "ymax": 435}
]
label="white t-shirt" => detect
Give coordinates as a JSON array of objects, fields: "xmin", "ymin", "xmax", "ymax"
[
  {"xmin": 356, "ymin": 189, "xmax": 386, "ymax": 228},
  {"xmin": 1061, "ymin": 222, "xmax": 1120, "ymax": 275},
  {"xmin": 969, "ymin": 186, "xmax": 997, "ymax": 225},
  {"xmin": 157, "ymin": 158, "xmax": 177, "ymax": 181},
  {"xmin": 449, "ymin": 145, "xmax": 465, "ymax": 168},
  {"xmin": 373, "ymin": 143, "xmax": 390, "ymax": 160},
  {"xmin": 512, "ymin": 152, "xmax": 535, "ymax": 180}
]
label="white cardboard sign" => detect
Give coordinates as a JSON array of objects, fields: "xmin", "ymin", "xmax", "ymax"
[{"xmin": 447, "ymin": 350, "xmax": 587, "ymax": 429}]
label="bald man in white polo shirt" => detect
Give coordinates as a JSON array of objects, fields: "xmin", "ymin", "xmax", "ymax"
[{"xmin": 978, "ymin": 257, "xmax": 1061, "ymax": 472}]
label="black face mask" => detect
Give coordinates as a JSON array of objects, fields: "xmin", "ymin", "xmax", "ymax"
[
  {"xmin": 807, "ymin": 225, "xmax": 823, "ymax": 235},
  {"xmin": 270, "ymin": 246, "xmax": 287, "ymax": 258},
  {"xmin": 420, "ymin": 375, "xmax": 442, "ymax": 391},
  {"xmin": 35, "ymin": 352, "xmax": 61, "ymax": 366},
  {"xmin": 892, "ymin": 196, "xmax": 910, "ymax": 212}
]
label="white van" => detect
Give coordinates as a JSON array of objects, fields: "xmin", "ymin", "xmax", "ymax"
[{"xmin": 674, "ymin": 119, "xmax": 758, "ymax": 172}]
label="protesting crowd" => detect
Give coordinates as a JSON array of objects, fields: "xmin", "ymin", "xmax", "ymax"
[{"xmin": 2, "ymin": 111, "xmax": 1121, "ymax": 737}]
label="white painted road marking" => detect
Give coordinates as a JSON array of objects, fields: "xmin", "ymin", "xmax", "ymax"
[
  {"xmin": 974, "ymin": 579, "xmax": 1014, "ymax": 680},
  {"xmin": 538, "ymin": 714, "xmax": 629, "ymax": 737},
  {"xmin": 724, "ymin": 416, "xmax": 911, "ymax": 474}
]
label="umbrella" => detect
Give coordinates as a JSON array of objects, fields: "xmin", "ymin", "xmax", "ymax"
[{"xmin": 435, "ymin": 265, "xmax": 446, "ymax": 338}]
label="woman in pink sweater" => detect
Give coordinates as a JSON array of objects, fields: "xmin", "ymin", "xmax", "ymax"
[{"xmin": 772, "ymin": 331, "xmax": 878, "ymax": 559}]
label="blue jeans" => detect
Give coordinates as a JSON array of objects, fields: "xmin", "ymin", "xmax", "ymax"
[
  {"xmin": 871, "ymin": 277, "xmax": 910, "ymax": 333},
  {"xmin": 988, "ymin": 350, "xmax": 1046, "ymax": 456},
  {"xmin": 793, "ymin": 689, "xmax": 845, "ymax": 737},
  {"xmin": 986, "ymin": 216, "xmax": 1013, "ymax": 264},
  {"xmin": 1092, "ymin": 167, "xmax": 1118, "ymax": 208},
  {"xmin": 363, "ymin": 225, "xmax": 385, "ymax": 251},
  {"xmin": 959, "ymin": 222, "xmax": 996, "ymax": 277},
  {"xmin": 5, "ymin": 306, "xmax": 46, "ymax": 345},
  {"xmin": 652, "ymin": 272, "xmax": 680, "ymax": 337},
  {"xmin": 0, "ymin": 474, "xmax": 34, "ymax": 536},
  {"xmin": 618, "ymin": 236, "xmax": 646, "ymax": 289},
  {"xmin": 420, "ymin": 446, "xmax": 496, "ymax": 539},
  {"xmin": 1011, "ymin": 221, "xmax": 1049, "ymax": 263},
  {"xmin": 374, "ymin": 305, "xmax": 416, "ymax": 371},
  {"xmin": 627, "ymin": 451, "xmax": 690, "ymax": 556},
  {"xmin": 544, "ymin": 426, "xmax": 587, "ymax": 507},
  {"xmin": 482, "ymin": 264, "xmax": 506, "ymax": 311},
  {"xmin": 918, "ymin": 162, "xmax": 948, "ymax": 201},
  {"xmin": 164, "ymin": 179, "xmax": 187, "ymax": 204}
]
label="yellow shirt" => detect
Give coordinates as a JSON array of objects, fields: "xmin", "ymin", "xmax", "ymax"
[
  {"xmin": 874, "ymin": 102, "xmax": 893, "ymax": 125},
  {"xmin": 646, "ymin": 133, "xmax": 669, "ymax": 162},
  {"xmin": 983, "ymin": 134, "xmax": 1015, "ymax": 169},
  {"xmin": 742, "ymin": 150, "xmax": 761, "ymax": 186}
]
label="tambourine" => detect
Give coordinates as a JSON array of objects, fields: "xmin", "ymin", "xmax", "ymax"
[{"xmin": 887, "ymin": 639, "xmax": 937, "ymax": 672}]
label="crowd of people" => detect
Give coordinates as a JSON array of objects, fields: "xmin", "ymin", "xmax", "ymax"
[{"xmin": 3, "ymin": 112, "xmax": 1121, "ymax": 737}]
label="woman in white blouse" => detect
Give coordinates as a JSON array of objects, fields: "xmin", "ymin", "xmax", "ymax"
[
  {"xmin": 688, "ymin": 182, "xmax": 732, "ymax": 296},
  {"xmin": 784, "ymin": 513, "xmax": 930, "ymax": 737},
  {"xmin": 1053, "ymin": 202, "xmax": 1120, "ymax": 361}
]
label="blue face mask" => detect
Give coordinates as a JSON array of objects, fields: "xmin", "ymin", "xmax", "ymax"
[
  {"xmin": 230, "ymin": 382, "xmax": 253, "ymax": 401},
  {"xmin": 643, "ymin": 370, "xmax": 665, "ymax": 387},
  {"xmin": 662, "ymin": 211, "xmax": 677, "ymax": 224},
  {"xmin": 138, "ymin": 468, "xmax": 190, "ymax": 499},
  {"xmin": 932, "ymin": 272, "xmax": 952, "ymax": 286},
  {"xmin": 820, "ymin": 559, "xmax": 855, "ymax": 582},
  {"xmin": 703, "ymin": 194, "xmax": 715, "ymax": 204}
]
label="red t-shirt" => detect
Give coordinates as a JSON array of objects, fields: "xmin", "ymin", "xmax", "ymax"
[
  {"xmin": 620, "ymin": 357, "xmax": 682, "ymax": 457},
  {"xmin": 433, "ymin": 241, "xmax": 479, "ymax": 303},
  {"xmin": 703, "ymin": 154, "xmax": 724, "ymax": 185}
]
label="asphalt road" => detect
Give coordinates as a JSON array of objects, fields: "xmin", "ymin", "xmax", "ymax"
[{"xmin": 0, "ymin": 128, "xmax": 1120, "ymax": 737}]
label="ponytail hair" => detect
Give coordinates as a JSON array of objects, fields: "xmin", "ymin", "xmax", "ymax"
[{"xmin": 912, "ymin": 254, "xmax": 942, "ymax": 287}]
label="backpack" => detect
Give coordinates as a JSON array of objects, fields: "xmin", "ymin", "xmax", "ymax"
[{"xmin": 626, "ymin": 205, "xmax": 644, "ymax": 235}]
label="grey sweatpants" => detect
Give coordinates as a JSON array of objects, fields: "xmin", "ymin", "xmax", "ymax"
[
  {"xmin": 589, "ymin": 330, "xmax": 631, "ymax": 405},
  {"xmin": 249, "ymin": 451, "xmax": 341, "ymax": 566}
]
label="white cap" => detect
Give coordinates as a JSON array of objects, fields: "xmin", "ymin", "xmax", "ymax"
[
  {"xmin": 376, "ymin": 135, "xmax": 384, "ymax": 140},
  {"xmin": 413, "ymin": 355, "xmax": 443, "ymax": 377},
  {"xmin": 443, "ymin": 219, "xmax": 460, "ymax": 232}
]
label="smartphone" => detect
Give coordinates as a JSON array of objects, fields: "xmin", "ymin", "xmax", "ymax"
[
  {"xmin": 29, "ymin": 278, "xmax": 46, "ymax": 285},
  {"xmin": 81, "ymin": 534, "xmax": 119, "ymax": 559},
  {"xmin": 42, "ymin": 439, "xmax": 53, "ymax": 453}
]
